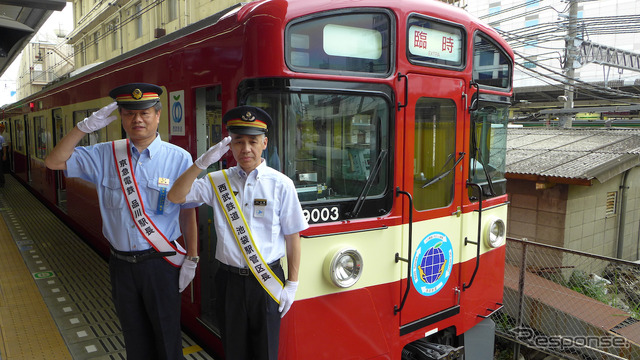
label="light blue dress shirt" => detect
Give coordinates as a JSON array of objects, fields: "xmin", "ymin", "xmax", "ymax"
[{"xmin": 66, "ymin": 134, "xmax": 198, "ymax": 251}]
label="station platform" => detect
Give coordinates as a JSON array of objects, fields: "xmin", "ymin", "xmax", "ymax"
[{"xmin": 0, "ymin": 175, "xmax": 215, "ymax": 360}]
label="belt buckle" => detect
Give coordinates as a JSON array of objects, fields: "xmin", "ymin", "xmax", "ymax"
[{"xmin": 239, "ymin": 267, "xmax": 250, "ymax": 276}]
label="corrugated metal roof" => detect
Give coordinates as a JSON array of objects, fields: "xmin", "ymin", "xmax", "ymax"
[{"xmin": 506, "ymin": 127, "xmax": 640, "ymax": 184}]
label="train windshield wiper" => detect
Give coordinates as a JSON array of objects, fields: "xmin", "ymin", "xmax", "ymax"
[
  {"xmin": 421, "ymin": 152, "xmax": 465, "ymax": 189},
  {"xmin": 346, "ymin": 149, "xmax": 388, "ymax": 219}
]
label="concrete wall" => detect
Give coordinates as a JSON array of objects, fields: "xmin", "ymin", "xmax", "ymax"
[
  {"xmin": 567, "ymin": 167, "xmax": 640, "ymax": 262},
  {"xmin": 507, "ymin": 179, "xmax": 568, "ymax": 247},
  {"xmin": 565, "ymin": 177, "xmax": 618, "ymax": 258},
  {"xmin": 507, "ymin": 168, "xmax": 640, "ymax": 263}
]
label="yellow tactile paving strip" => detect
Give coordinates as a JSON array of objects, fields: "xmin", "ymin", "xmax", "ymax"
[
  {"xmin": 0, "ymin": 213, "xmax": 72, "ymax": 360},
  {"xmin": 0, "ymin": 175, "xmax": 216, "ymax": 359}
]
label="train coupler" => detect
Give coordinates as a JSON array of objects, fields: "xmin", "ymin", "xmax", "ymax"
[{"xmin": 401, "ymin": 338, "xmax": 464, "ymax": 360}]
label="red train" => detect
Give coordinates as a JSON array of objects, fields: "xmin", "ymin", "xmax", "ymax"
[{"xmin": 1, "ymin": 0, "xmax": 512, "ymax": 358}]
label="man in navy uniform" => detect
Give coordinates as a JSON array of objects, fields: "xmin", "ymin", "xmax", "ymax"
[
  {"xmin": 168, "ymin": 106, "xmax": 308, "ymax": 360},
  {"xmin": 45, "ymin": 83, "xmax": 199, "ymax": 360}
]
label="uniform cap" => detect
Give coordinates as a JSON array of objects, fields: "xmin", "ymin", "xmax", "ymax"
[
  {"xmin": 223, "ymin": 106, "xmax": 272, "ymax": 135},
  {"xmin": 109, "ymin": 83, "xmax": 162, "ymax": 110}
]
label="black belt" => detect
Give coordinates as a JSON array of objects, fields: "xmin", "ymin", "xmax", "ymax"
[
  {"xmin": 218, "ymin": 260, "xmax": 281, "ymax": 276},
  {"xmin": 110, "ymin": 247, "xmax": 176, "ymax": 264}
]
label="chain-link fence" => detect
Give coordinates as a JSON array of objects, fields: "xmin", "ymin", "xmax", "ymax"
[{"xmin": 494, "ymin": 237, "xmax": 640, "ymax": 360}]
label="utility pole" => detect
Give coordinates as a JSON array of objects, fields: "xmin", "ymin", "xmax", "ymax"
[{"xmin": 561, "ymin": 0, "xmax": 578, "ymax": 128}]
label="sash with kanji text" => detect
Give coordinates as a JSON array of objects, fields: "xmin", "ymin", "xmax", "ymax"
[
  {"xmin": 208, "ymin": 170, "xmax": 283, "ymax": 303},
  {"xmin": 112, "ymin": 139, "xmax": 186, "ymax": 267}
]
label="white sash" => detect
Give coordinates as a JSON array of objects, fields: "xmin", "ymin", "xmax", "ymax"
[
  {"xmin": 209, "ymin": 170, "xmax": 283, "ymax": 303},
  {"xmin": 112, "ymin": 139, "xmax": 186, "ymax": 267}
]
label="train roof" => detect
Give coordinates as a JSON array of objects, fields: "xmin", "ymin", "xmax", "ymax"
[{"xmin": 2, "ymin": 0, "xmax": 512, "ymax": 113}]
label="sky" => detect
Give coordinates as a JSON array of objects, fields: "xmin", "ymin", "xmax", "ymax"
[{"xmin": 0, "ymin": 2, "xmax": 74, "ymax": 107}]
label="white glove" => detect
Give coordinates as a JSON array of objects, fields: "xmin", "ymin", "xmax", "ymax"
[
  {"xmin": 194, "ymin": 136, "xmax": 232, "ymax": 170},
  {"xmin": 178, "ymin": 259, "xmax": 198, "ymax": 292},
  {"xmin": 77, "ymin": 102, "xmax": 119, "ymax": 133},
  {"xmin": 278, "ymin": 280, "xmax": 298, "ymax": 318}
]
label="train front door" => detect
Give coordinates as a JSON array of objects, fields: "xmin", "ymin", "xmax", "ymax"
[
  {"xmin": 398, "ymin": 74, "xmax": 466, "ymax": 334},
  {"xmin": 193, "ymin": 85, "xmax": 224, "ymax": 332}
]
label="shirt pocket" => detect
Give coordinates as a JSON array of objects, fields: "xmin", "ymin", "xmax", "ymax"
[
  {"xmin": 102, "ymin": 177, "xmax": 125, "ymax": 209},
  {"xmin": 145, "ymin": 180, "xmax": 163, "ymax": 213}
]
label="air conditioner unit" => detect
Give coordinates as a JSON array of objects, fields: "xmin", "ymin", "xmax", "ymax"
[{"xmin": 155, "ymin": 28, "xmax": 166, "ymax": 38}]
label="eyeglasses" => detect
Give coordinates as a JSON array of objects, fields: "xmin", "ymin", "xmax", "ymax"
[{"xmin": 120, "ymin": 110, "xmax": 156, "ymax": 121}]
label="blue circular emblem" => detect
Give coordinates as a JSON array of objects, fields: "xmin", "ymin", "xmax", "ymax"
[
  {"xmin": 172, "ymin": 101, "xmax": 183, "ymax": 123},
  {"xmin": 411, "ymin": 231, "xmax": 453, "ymax": 296}
]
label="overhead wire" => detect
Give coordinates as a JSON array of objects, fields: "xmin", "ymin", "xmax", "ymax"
[
  {"xmin": 514, "ymin": 51, "xmax": 640, "ymax": 105},
  {"xmin": 477, "ymin": 0, "xmax": 640, "ymax": 104}
]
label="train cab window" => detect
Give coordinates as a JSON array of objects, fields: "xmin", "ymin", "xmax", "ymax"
[
  {"xmin": 74, "ymin": 109, "xmax": 106, "ymax": 146},
  {"xmin": 245, "ymin": 86, "xmax": 391, "ymax": 222},
  {"xmin": 413, "ymin": 98, "xmax": 456, "ymax": 211},
  {"xmin": 32, "ymin": 116, "xmax": 51, "ymax": 160},
  {"xmin": 406, "ymin": 16, "xmax": 465, "ymax": 70},
  {"xmin": 285, "ymin": 11, "xmax": 392, "ymax": 76},
  {"xmin": 472, "ymin": 33, "xmax": 511, "ymax": 89},
  {"xmin": 468, "ymin": 102, "xmax": 508, "ymax": 199}
]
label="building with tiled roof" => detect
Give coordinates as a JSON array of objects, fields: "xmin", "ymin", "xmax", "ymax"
[{"xmin": 506, "ymin": 127, "xmax": 640, "ymax": 261}]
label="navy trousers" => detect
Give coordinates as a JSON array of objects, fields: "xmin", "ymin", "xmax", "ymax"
[
  {"xmin": 215, "ymin": 263, "xmax": 285, "ymax": 360},
  {"xmin": 109, "ymin": 256, "xmax": 184, "ymax": 360}
]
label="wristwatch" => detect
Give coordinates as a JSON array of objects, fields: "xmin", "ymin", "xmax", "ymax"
[{"xmin": 185, "ymin": 255, "xmax": 200, "ymax": 263}]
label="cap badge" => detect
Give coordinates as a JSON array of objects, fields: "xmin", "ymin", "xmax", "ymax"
[
  {"xmin": 241, "ymin": 111, "xmax": 256, "ymax": 122},
  {"xmin": 132, "ymin": 89, "xmax": 143, "ymax": 100}
]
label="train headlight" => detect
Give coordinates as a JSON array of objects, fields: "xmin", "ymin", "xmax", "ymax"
[
  {"xmin": 326, "ymin": 248, "xmax": 363, "ymax": 288},
  {"xmin": 484, "ymin": 216, "xmax": 506, "ymax": 248}
]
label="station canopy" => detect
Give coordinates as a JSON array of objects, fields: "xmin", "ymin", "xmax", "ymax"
[{"xmin": 0, "ymin": 0, "xmax": 66, "ymax": 77}]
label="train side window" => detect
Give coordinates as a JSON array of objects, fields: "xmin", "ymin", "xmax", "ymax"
[
  {"xmin": 13, "ymin": 118, "xmax": 25, "ymax": 153},
  {"xmin": 32, "ymin": 116, "xmax": 51, "ymax": 160},
  {"xmin": 468, "ymin": 102, "xmax": 509, "ymax": 199},
  {"xmin": 472, "ymin": 33, "xmax": 511, "ymax": 90},
  {"xmin": 413, "ymin": 98, "xmax": 456, "ymax": 211},
  {"xmin": 53, "ymin": 109, "xmax": 65, "ymax": 146}
]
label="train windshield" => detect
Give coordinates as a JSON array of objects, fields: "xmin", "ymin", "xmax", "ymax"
[
  {"xmin": 245, "ymin": 89, "xmax": 391, "ymax": 220},
  {"xmin": 468, "ymin": 102, "xmax": 508, "ymax": 199}
]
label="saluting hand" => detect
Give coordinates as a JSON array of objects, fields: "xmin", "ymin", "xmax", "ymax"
[
  {"xmin": 194, "ymin": 136, "xmax": 232, "ymax": 170},
  {"xmin": 278, "ymin": 280, "xmax": 298, "ymax": 318},
  {"xmin": 77, "ymin": 102, "xmax": 119, "ymax": 133}
]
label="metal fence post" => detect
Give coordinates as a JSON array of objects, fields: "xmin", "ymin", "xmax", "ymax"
[{"xmin": 513, "ymin": 238, "xmax": 528, "ymax": 360}]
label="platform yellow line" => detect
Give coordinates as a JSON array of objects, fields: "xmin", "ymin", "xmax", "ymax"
[
  {"xmin": 0, "ymin": 214, "xmax": 72, "ymax": 360},
  {"xmin": 183, "ymin": 344, "xmax": 204, "ymax": 355}
]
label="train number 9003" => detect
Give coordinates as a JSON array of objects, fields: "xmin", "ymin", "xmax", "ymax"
[{"xmin": 303, "ymin": 206, "xmax": 340, "ymax": 224}]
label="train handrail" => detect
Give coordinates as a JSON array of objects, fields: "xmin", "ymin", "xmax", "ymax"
[
  {"xmin": 394, "ymin": 187, "xmax": 413, "ymax": 315},
  {"xmin": 397, "ymin": 73, "xmax": 408, "ymax": 111},
  {"xmin": 468, "ymin": 81, "xmax": 479, "ymax": 112},
  {"xmin": 463, "ymin": 181, "xmax": 482, "ymax": 291}
]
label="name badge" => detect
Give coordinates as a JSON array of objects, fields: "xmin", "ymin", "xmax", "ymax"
[
  {"xmin": 156, "ymin": 177, "xmax": 170, "ymax": 214},
  {"xmin": 254, "ymin": 199, "xmax": 267, "ymax": 217}
]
